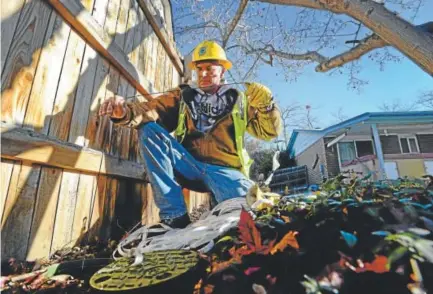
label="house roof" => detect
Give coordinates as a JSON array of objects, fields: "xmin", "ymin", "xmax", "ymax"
[{"xmin": 287, "ymin": 111, "xmax": 433, "ymax": 157}]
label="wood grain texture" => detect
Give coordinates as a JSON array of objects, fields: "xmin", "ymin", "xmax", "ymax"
[
  {"xmin": 23, "ymin": 13, "xmax": 71, "ymax": 134},
  {"xmin": 109, "ymin": 0, "xmax": 136, "ymax": 160},
  {"xmin": 68, "ymin": 43, "xmax": 99, "ymax": 146},
  {"xmin": 93, "ymin": 0, "xmax": 122, "ymax": 153},
  {"xmin": 143, "ymin": 183, "xmax": 159, "ymax": 224},
  {"xmin": 143, "ymin": 27, "xmax": 155, "ymax": 83},
  {"xmin": 87, "ymin": 174, "xmax": 107, "ymax": 241},
  {"xmin": 47, "ymin": 0, "xmax": 155, "ymax": 100},
  {"xmin": 1, "ymin": 124, "xmax": 146, "ymax": 179},
  {"xmin": 0, "ymin": 159, "xmax": 16, "ymax": 223},
  {"xmin": 44, "ymin": 0, "xmax": 96, "ymax": 252},
  {"xmin": 98, "ymin": 177, "xmax": 118, "ymax": 240},
  {"xmin": 137, "ymin": 0, "xmax": 183, "ymax": 75},
  {"xmin": 1, "ymin": 163, "xmax": 22, "ymax": 229},
  {"xmin": 1, "ymin": 0, "xmax": 26, "ymax": 74},
  {"xmin": 137, "ymin": 8, "xmax": 150, "ymax": 76},
  {"xmin": 1, "ymin": 0, "xmax": 53, "ymax": 125},
  {"xmin": 48, "ymin": 29, "xmax": 86, "ymax": 141},
  {"xmin": 84, "ymin": 0, "xmax": 111, "ymax": 149},
  {"xmin": 50, "ymin": 170, "xmax": 80, "ymax": 252},
  {"xmin": 1, "ymin": 164, "xmax": 40, "ymax": 260},
  {"xmin": 71, "ymin": 173, "xmax": 95, "ymax": 244},
  {"xmin": 26, "ymin": 167, "xmax": 62, "ymax": 259}
]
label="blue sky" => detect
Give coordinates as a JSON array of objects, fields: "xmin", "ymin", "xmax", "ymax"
[
  {"xmin": 262, "ymin": 50, "xmax": 432, "ymax": 127},
  {"xmin": 256, "ymin": 1, "xmax": 433, "ymax": 127},
  {"xmin": 173, "ymin": 0, "xmax": 433, "ymax": 129}
]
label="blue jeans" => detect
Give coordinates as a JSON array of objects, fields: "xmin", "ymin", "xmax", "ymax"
[{"xmin": 138, "ymin": 122, "xmax": 254, "ymax": 220}]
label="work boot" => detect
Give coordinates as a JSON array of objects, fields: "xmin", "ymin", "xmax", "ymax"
[{"xmin": 160, "ymin": 214, "xmax": 191, "ymax": 229}]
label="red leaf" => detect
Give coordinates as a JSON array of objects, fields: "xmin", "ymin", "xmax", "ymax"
[
  {"xmin": 244, "ymin": 266, "xmax": 261, "ymax": 276},
  {"xmin": 238, "ymin": 209, "xmax": 262, "ymax": 251}
]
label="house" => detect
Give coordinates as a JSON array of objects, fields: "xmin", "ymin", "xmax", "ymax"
[{"xmin": 287, "ymin": 111, "xmax": 433, "ymax": 184}]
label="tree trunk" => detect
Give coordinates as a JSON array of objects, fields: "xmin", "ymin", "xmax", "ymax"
[{"xmin": 259, "ymin": 0, "xmax": 433, "ymax": 76}]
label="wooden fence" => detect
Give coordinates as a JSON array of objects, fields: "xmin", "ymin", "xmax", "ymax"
[{"xmin": 1, "ymin": 0, "xmax": 208, "ymax": 261}]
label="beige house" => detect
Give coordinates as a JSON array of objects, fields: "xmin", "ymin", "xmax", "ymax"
[{"xmin": 287, "ymin": 111, "xmax": 433, "ymax": 184}]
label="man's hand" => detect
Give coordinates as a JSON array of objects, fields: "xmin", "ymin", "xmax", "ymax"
[
  {"xmin": 245, "ymin": 82, "xmax": 274, "ymax": 111},
  {"xmin": 99, "ymin": 96, "xmax": 127, "ymax": 119}
]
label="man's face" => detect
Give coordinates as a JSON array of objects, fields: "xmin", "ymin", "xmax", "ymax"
[{"xmin": 195, "ymin": 61, "xmax": 225, "ymax": 91}]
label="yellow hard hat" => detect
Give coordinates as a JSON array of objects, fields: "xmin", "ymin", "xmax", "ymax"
[{"xmin": 188, "ymin": 40, "xmax": 232, "ymax": 70}]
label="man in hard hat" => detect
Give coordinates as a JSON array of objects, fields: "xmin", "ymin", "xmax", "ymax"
[{"xmin": 99, "ymin": 40, "xmax": 282, "ymax": 228}]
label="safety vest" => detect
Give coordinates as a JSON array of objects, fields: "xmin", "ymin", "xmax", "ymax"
[{"xmin": 174, "ymin": 87, "xmax": 253, "ymax": 176}]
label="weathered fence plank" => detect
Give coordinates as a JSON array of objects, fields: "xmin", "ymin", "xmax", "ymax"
[
  {"xmin": 1, "ymin": 0, "xmax": 52, "ymax": 124},
  {"xmin": 27, "ymin": 167, "xmax": 62, "ymax": 259},
  {"xmin": 1, "ymin": 164, "xmax": 40, "ymax": 260},
  {"xmin": 51, "ymin": 170, "xmax": 80, "ymax": 252},
  {"xmin": 23, "ymin": 13, "xmax": 71, "ymax": 134},
  {"xmin": 1, "ymin": 124, "xmax": 146, "ymax": 179},
  {"xmin": 0, "ymin": 159, "xmax": 15, "ymax": 223},
  {"xmin": 71, "ymin": 173, "xmax": 95, "ymax": 244},
  {"xmin": 137, "ymin": 0, "xmax": 183, "ymax": 75},
  {"xmin": 1, "ymin": 0, "xmax": 183, "ymax": 260},
  {"xmin": 1, "ymin": 0, "xmax": 26, "ymax": 74},
  {"xmin": 47, "ymin": 0, "xmax": 155, "ymax": 100}
]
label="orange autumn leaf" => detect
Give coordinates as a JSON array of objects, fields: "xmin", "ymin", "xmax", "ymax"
[
  {"xmin": 281, "ymin": 215, "xmax": 291, "ymax": 223},
  {"xmin": 193, "ymin": 279, "xmax": 214, "ymax": 294},
  {"xmin": 193, "ymin": 279, "xmax": 203, "ymax": 294},
  {"xmin": 238, "ymin": 208, "xmax": 262, "ymax": 251},
  {"xmin": 259, "ymin": 238, "xmax": 276, "ymax": 255},
  {"xmin": 211, "ymin": 245, "xmax": 250, "ymax": 274},
  {"xmin": 356, "ymin": 255, "xmax": 389, "ymax": 273},
  {"xmin": 271, "ymin": 231, "xmax": 299, "ymax": 254}
]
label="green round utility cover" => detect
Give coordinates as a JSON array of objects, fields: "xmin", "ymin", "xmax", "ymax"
[{"xmin": 90, "ymin": 250, "xmax": 199, "ymax": 291}]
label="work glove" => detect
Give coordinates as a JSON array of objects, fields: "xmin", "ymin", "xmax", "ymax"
[
  {"xmin": 245, "ymin": 82, "xmax": 274, "ymax": 112},
  {"xmin": 99, "ymin": 95, "xmax": 128, "ymax": 119}
]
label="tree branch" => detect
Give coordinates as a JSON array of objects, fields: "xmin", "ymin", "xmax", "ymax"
[
  {"xmin": 245, "ymin": 44, "xmax": 327, "ymax": 63},
  {"xmin": 222, "ymin": 0, "xmax": 249, "ymax": 48},
  {"xmin": 174, "ymin": 21, "xmax": 218, "ymax": 35},
  {"xmin": 316, "ymin": 34, "xmax": 387, "ymax": 72},
  {"xmin": 257, "ymin": 0, "xmax": 433, "ymax": 75}
]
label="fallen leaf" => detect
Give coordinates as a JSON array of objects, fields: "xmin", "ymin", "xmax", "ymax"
[
  {"xmin": 252, "ymin": 283, "xmax": 267, "ymax": 294},
  {"xmin": 271, "ymin": 231, "xmax": 299, "ymax": 254},
  {"xmin": 266, "ymin": 274, "xmax": 277, "ymax": 285},
  {"xmin": 244, "ymin": 266, "xmax": 261, "ymax": 276},
  {"xmin": 356, "ymin": 255, "xmax": 389, "ymax": 273},
  {"xmin": 281, "ymin": 215, "xmax": 291, "ymax": 223},
  {"xmin": 239, "ymin": 209, "xmax": 262, "ymax": 251},
  {"xmin": 340, "ymin": 230, "xmax": 357, "ymax": 248}
]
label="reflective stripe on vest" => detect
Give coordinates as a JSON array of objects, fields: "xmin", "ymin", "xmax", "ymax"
[{"xmin": 174, "ymin": 89, "xmax": 253, "ymax": 176}]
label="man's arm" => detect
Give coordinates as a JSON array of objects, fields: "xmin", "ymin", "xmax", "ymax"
[{"xmin": 108, "ymin": 88, "xmax": 182, "ymax": 132}]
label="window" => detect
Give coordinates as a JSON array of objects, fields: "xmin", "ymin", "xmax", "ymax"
[
  {"xmin": 399, "ymin": 136, "xmax": 419, "ymax": 153},
  {"xmin": 338, "ymin": 142, "xmax": 356, "ymax": 164},
  {"xmin": 338, "ymin": 140, "xmax": 375, "ymax": 164},
  {"xmin": 356, "ymin": 141, "xmax": 374, "ymax": 157}
]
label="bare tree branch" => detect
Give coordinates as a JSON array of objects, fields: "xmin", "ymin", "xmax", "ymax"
[
  {"xmin": 316, "ymin": 34, "xmax": 387, "ymax": 72},
  {"xmin": 257, "ymin": 0, "xmax": 433, "ymax": 75},
  {"xmin": 379, "ymin": 99, "xmax": 417, "ymax": 111},
  {"xmin": 222, "ymin": 0, "xmax": 249, "ymax": 48},
  {"xmin": 416, "ymin": 90, "xmax": 433, "ymax": 109},
  {"xmin": 246, "ymin": 44, "xmax": 327, "ymax": 63}
]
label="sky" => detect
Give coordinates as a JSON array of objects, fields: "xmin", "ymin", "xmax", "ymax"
[{"xmin": 172, "ymin": 0, "xmax": 433, "ymax": 129}]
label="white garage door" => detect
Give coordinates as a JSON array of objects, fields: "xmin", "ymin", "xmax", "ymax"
[
  {"xmin": 385, "ymin": 162, "xmax": 399, "ymax": 179},
  {"xmin": 425, "ymin": 161, "xmax": 433, "ymax": 175}
]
